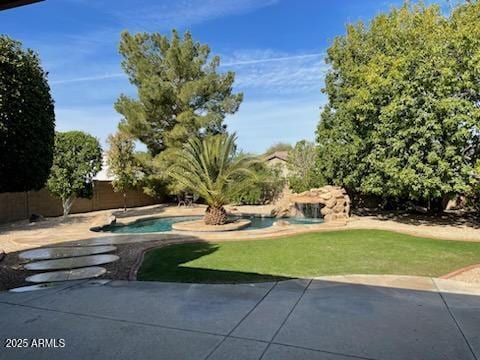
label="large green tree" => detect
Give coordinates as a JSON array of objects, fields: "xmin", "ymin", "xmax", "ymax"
[
  {"xmin": 115, "ymin": 30, "xmax": 243, "ymax": 195},
  {"xmin": 0, "ymin": 36, "xmax": 55, "ymax": 193},
  {"xmin": 317, "ymin": 1, "xmax": 480, "ymax": 209},
  {"xmin": 47, "ymin": 131, "xmax": 102, "ymax": 217}
]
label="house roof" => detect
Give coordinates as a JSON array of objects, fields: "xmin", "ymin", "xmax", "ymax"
[
  {"xmin": 264, "ymin": 151, "xmax": 289, "ymax": 162},
  {"xmin": 0, "ymin": 0, "xmax": 44, "ymax": 11}
]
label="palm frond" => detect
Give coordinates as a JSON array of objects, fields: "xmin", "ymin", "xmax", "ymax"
[{"xmin": 167, "ymin": 133, "xmax": 258, "ymax": 206}]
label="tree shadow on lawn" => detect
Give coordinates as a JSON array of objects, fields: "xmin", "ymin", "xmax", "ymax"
[
  {"xmin": 138, "ymin": 242, "xmax": 292, "ymax": 284},
  {"xmin": 0, "ymin": 233, "xmax": 292, "ymax": 291}
]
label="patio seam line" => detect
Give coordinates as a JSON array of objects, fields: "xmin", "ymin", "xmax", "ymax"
[
  {"xmin": 258, "ymin": 278, "xmax": 312, "ymax": 360},
  {"xmin": 203, "ymin": 281, "xmax": 279, "ymax": 360},
  {"xmin": 433, "ymin": 280, "xmax": 479, "ymax": 360},
  {"xmin": 268, "ymin": 342, "xmax": 380, "ymax": 360},
  {"xmin": 108, "ymin": 280, "xmax": 277, "ymax": 292}
]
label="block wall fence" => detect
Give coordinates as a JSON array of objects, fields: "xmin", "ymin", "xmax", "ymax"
[{"xmin": 0, "ymin": 181, "xmax": 161, "ymax": 224}]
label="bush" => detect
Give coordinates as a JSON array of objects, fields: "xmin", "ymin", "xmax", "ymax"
[{"xmin": 231, "ymin": 163, "xmax": 285, "ymax": 205}]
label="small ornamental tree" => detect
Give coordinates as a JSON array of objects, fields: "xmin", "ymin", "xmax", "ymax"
[
  {"xmin": 106, "ymin": 131, "xmax": 141, "ymax": 212},
  {"xmin": 0, "ymin": 36, "xmax": 55, "ymax": 193},
  {"xmin": 47, "ymin": 131, "xmax": 102, "ymax": 217}
]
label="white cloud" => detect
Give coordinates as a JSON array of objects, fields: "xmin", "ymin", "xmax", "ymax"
[
  {"xmin": 109, "ymin": 0, "xmax": 278, "ymax": 30},
  {"xmin": 50, "ymin": 50, "xmax": 328, "ymax": 97},
  {"xmin": 226, "ymin": 96, "xmax": 327, "ymax": 153},
  {"xmin": 64, "ymin": 0, "xmax": 278, "ymax": 31},
  {"xmin": 51, "ymin": 73, "xmax": 125, "ymax": 85},
  {"xmin": 222, "ymin": 52, "xmax": 324, "ymax": 67},
  {"xmin": 222, "ymin": 50, "xmax": 328, "ymax": 95}
]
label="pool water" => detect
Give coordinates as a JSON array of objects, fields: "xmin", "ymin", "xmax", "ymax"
[{"xmin": 96, "ymin": 215, "xmax": 323, "ymax": 234}]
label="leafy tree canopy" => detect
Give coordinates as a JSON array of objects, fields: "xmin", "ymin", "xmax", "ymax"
[
  {"xmin": 317, "ymin": 1, "xmax": 480, "ymax": 206},
  {"xmin": 230, "ymin": 160, "xmax": 285, "ymax": 205},
  {"xmin": 0, "ymin": 36, "xmax": 55, "ymax": 193},
  {"xmin": 47, "ymin": 131, "xmax": 102, "ymax": 216},
  {"xmin": 264, "ymin": 142, "xmax": 292, "ymax": 155}
]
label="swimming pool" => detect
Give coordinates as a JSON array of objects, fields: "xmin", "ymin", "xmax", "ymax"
[{"xmin": 95, "ymin": 215, "xmax": 323, "ymax": 234}]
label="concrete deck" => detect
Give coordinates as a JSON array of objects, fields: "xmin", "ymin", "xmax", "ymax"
[{"xmin": 1, "ymin": 278, "xmax": 479, "ymax": 360}]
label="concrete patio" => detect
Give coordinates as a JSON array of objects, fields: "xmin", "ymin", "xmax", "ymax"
[{"xmin": 1, "ymin": 278, "xmax": 479, "ymax": 360}]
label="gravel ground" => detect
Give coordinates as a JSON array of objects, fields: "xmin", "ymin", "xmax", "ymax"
[{"xmin": 450, "ymin": 267, "xmax": 480, "ymax": 284}]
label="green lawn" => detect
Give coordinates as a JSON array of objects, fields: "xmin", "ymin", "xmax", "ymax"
[{"xmin": 137, "ymin": 229, "xmax": 480, "ymax": 283}]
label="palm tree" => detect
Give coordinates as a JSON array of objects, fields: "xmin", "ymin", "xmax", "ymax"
[{"xmin": 168, "ymin": 133, "xmax": 258, "ymax": 225}]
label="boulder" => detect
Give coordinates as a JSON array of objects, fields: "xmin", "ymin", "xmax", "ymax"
[
  {"xmin": 320, "ymin": 193, "xmax": 332, "ymax": 201},
  {"xmin": 325, "ymin": 197, "xmax": 337, "ymax": 209}
]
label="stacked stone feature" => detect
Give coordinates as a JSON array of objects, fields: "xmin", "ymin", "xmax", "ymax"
[{"xmin": 274, "ymin": 186, "xmax": 351, "ymax": 222}]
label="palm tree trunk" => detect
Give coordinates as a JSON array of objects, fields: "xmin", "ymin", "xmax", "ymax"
[{"xmin": 204, "ymin": 206, "xmax": 228, "ymax": 225}]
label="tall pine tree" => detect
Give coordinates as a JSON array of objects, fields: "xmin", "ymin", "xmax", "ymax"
[{"xmin": 115, "ymin": 30, "xmax": 243, "ymax": 196}]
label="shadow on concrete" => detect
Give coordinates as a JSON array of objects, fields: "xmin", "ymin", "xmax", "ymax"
[
  {"xmin": 354, "ymin": 209, "xmax": 480, "ymax": 229},
  {"xmin": 0, "ymin": 276, "xmax": 479, "ymax": 360},
  {"xmin": 112, "ymin": 204, "xmax": 170, "ymax": 218}
]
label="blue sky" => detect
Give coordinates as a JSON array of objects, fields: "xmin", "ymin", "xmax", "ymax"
[{"xmin": 1, "ymin": 0, "xmax": 446, "ymax": 153}]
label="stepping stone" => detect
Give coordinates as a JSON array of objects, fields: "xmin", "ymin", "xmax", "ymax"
[
  {"xmin": 26, "ymin": 266, "xmax": 107, "ymax": 283},
  {"xmin": 19, "ymin": 245, "xmax": 116, "ymax": 261},
  {"xmin": 24, "ymin": 254, "xmax": 119, "ymax": 271}
]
